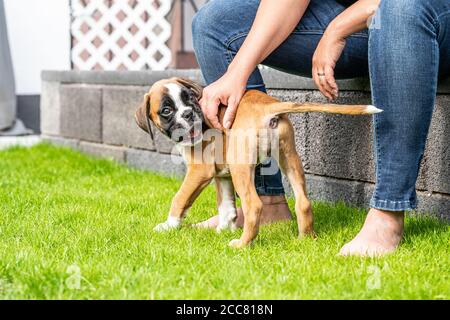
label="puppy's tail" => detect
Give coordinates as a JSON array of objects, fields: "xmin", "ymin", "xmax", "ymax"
[{"xmin": 267, "ymin": 102, "xmax": 382, "ymax": 116}]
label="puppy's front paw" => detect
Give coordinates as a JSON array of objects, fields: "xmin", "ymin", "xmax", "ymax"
[
  {"xmin": 228, "ymin": 238, "xmax": 247, "ymax": 249},
  {"xmin": 153, "ymin": 222, "xmax": 174, "ymax": 232},
  {"xmin": 153, "ymin": 217, "xmax": 181, "ymax": 232}
]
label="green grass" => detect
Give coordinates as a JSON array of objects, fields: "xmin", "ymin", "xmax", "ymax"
[{"xmin": 0, "ymin": 144, "xmax": 448, "ymax": 300}]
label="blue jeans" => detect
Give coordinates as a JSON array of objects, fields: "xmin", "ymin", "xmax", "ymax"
[
  {"xmin": 192, "ymin": 0, "xmax": 450, "ymax": 210},
  {"xmin": 369, "ymin": 0, "xmax": 450, "ymax": 210}
]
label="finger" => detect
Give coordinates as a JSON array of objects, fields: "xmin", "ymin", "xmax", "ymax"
[
  {"xmin": 208, "ymin": 114, "xmax": 222, "ymax": 131},
  {"xmin": 206, "ymin": 96, "xmax": 222, "ymax": 130},
  {"xmin": 312, "ymin": 68, "xmax": 321, "ymax": 92},
  {"xmin": 321, "ymin": 69, "xmax": 335, "ymax": 101},
  {"xmin": 199, "ymin": 96, "xmax": 207, "ymax": 114},
  {"xmin": 316, "ymin": 68, "xmax": 333, "ymax": 100},
  {"xmin": 223, "ymin": 97, "xmax": 238, "ymax": 129},
  {"xmin": 325, "ymin": 65, "xmax": 339, "ymax": 99}
]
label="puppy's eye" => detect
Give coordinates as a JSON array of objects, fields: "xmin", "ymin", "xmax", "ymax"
[
  {"xmin": 188, "ymin": 91, "xmax": 197, "ymax": 100},
  {"xmin": 161, "ymin": 107, "xmax": 172, "ymax": 116}
]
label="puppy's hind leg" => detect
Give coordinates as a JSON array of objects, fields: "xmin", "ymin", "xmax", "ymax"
[
  {"xmin": 228, "ymin": 164, "xmax": 263, "ymax": 248},
  {"xmin": 279, "ymin": 151, "xmax": 315, "ymax": 238},
  {"xmin": 277, "ymin": 120, "xmax": 315, "ymax": 238},
  {"xmin": 215, "ymin": 177, "xmax": 238, "ymax": 232}
]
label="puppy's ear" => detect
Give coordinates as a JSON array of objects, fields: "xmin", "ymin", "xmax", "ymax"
[
  {"xmin": 135, "ymin": 93, "xmax": 151, "ymax": 133},
  {"xmin": 174, "ymin": 77, "xmax": 203, "ymax": 99}
]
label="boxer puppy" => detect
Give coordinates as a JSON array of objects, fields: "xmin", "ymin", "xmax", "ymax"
[{"xmin": 135, "ymin": 77, "xmax": 381, "ymax": 248}]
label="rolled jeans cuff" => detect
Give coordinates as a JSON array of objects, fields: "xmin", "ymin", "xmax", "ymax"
[{"xmin": 370, "ymin": 197, "xmax": 416, "ymax": 211}]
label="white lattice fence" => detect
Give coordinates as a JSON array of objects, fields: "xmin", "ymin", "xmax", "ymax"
[{"xmin": 71, "ymin": 0, "xmax": 172, "ymax": 71}]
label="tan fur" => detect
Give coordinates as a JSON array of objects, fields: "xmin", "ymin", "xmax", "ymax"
[
  {"xmin": 267, "ymin": 101, "xmax": 374, "ymax": 115},
  {"xmin": 136, "ymin": 80, "xmax": 379, "ymax": 247}
]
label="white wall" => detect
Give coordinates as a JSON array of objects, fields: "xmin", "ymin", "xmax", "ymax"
[
  {"xmin": 183, "ymin": 0, "xmax": 207, "ymax": 51},
  {"xmin": 4, "ymin": 0, "xmax": 71, "ymax": 95}
]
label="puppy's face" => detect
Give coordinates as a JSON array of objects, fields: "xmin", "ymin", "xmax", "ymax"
[{"xmin": 135, "ymin": 78, "xmax": 204, "ymax": 146}]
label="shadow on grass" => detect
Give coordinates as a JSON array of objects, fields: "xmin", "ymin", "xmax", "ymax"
[
  {"xmin": 290, "ymin": 200, "xmax": 449, "ymax": 243},
  {"xmin": 311, "ymin": 201, "xmax": 367, "ymax": 234},
  {"xmin": 403, "ymin": 214, "xmax": 449, "ymax": 241}
]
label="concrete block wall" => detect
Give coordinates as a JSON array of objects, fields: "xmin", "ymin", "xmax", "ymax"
[{"xmin": 40, "ymin": 69, "xmax": 450, "ymax": 219}]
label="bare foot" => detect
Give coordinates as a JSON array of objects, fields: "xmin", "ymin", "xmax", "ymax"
[
  {"xmin": 339, "ymin": 208, "xmax": 404, "ymax": 257},
  {"xmin": 194, "ymin": 195, "xmax": 292, "ymax": 229}
]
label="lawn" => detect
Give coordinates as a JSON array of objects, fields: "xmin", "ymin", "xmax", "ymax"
[{"xmin": 0, "ymin": 144, "xmax": 448, "ymax": 300}]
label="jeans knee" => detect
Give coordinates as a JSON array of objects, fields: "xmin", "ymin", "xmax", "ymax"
[
  {"xmin": 192, "ymin": 6, "xmax": 209, "ymax": 47},
  {"xmin": 192, "ymin": 0, "xmax": 227, "ymax": 38},
  {"xmin": 192, "ymin": 0, "xmax": 248, "ymax": 44},
  {"xmin": 378, "ymin": 0, "xmax": 432, "ymax": 20}
]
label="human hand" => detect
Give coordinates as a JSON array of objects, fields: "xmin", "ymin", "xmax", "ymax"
[
  {"xmin": 312, "ymin": 31, "xmax": 346, "ymax": 100},
  {"xmin": 199, "ymin": 69, "xmax": 247, "ymax": 130}
]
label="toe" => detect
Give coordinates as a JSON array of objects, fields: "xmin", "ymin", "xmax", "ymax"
[
  {"xmin": 216, "ymin": 225, "xmax": 227, "ymax": 233},
  {"xmin": 339, "ymin": 240, "xmax": 395, "ymax": 257},
  {"xmin": 339, "ymin": 239, "xmax": 367, "ymax": 257},
  {"xmin": 193, "ymin": 215, "xmax": 220, "ymax": 229},
  {"xmin": 339, "ymin": 242, "xmax": 352, "ymax": 256},
  {"xmin": 366, "ymin": 244, "xmax": 395, "ymax": 257}
]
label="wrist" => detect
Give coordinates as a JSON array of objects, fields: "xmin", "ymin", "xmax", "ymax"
[
  {"xmin": 227, "ymin": 59, "xmax": 254, "ymax": 83},
  {"xmin": 324, "ymin": 21, "xmax": 347, "ymax": 40}
]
